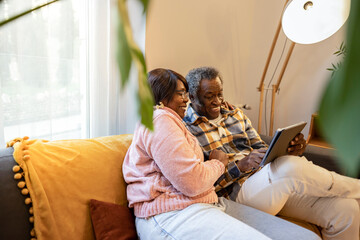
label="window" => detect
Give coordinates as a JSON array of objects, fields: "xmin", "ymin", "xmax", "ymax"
[
  {"xmin": 0, "ymin": 0, "xmax": 144, "ymax": 146},
  {"xmin": 0, "ymin": 0, "xmax": 88, "ymax": 145}
]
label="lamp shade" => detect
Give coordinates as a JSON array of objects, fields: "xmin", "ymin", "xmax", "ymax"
[{"xmin": 282, "ymin": 0, "xmax": 351, "ymax": 44}]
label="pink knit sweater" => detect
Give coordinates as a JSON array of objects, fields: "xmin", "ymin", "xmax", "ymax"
[{"xmin": 122, "ymin": 107, "xmax": 225, "ymax": 218}]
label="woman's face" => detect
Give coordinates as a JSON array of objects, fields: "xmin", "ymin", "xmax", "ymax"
[{"xmin": 163, "ymin": 80, "xmax": 189, "ymax": 119}]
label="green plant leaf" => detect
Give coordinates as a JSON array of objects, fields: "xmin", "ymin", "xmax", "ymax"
[
  {"xmin": 137, "ymin": 70, "xmax": 154, "ymax": 131},
  {"xmin": 131, "ymin": 45, "xmax": 147, "ymax": 68},
  {"xmin": 340, "ymin": 42, "xmax": 346, "ymax": 52},
  {"xmin": 117, "ymin": 18, "xmax": 132, "ymax": 88},
  {"xmin": 137, "ymin": 0, "xmax": 150, "ymax": 13},
  {"xmin": 318, "ymin": 0, "xmax": 360, "ymax": 177},
  {"xmin": 131, "ymin": 38, "xmax": 154, "ymax": 130},
  {"xmin": 0, "ymin": 0, "xmax": 60, "ymax": 27},
  {"xmin": 117, "ymin": 0, "xmax": 154, "ymax": 130}
]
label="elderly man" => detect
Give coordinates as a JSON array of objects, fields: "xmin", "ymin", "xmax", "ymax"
[{"xmin": 183, "ymin": 66, "xmax": 360, "ymax": 240}]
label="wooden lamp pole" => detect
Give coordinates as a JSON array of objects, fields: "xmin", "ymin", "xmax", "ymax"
[
  {"xmin": 257, "ymin": 0, "xmax": 295, "ymax": 136},
  {"xmin": 258, "ymin": 0, "xmax": 351, "ymax": 136}
]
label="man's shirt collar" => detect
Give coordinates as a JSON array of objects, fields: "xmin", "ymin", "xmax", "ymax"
[{"xmin": 183, "ymin": 103, "xmax": 237, "ymax": 125}]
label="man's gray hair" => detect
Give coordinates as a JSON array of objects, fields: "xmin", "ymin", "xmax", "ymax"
[{"xmin": 185, "ymin": 67, "xmax": 223, "ymax": 99}]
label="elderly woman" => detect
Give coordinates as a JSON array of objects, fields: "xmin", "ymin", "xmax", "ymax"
[{"xmin": 122, "ymin": 68, "xmax": 320, "ymax": 240}]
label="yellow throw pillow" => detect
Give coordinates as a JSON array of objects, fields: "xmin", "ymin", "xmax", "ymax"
[{"xmin": 11, "ymin": 134, "xmax": 133, "ymax": 240}]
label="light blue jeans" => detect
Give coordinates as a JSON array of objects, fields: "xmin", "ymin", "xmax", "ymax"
[
  {"xmin": 233, "ymin": 155, "xmax": 360, "ymax": 240},
  {"xmin": 135, "ymin": 197, "xmax": 320, "ymax": 240}
]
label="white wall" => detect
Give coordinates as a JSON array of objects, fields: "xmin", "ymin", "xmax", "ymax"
[{"xmin": 145, "ymin": 0, "xmax": 346, "ymax": 137}]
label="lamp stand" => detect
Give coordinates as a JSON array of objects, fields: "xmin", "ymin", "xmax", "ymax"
[
  {"xmin": 257, "ymin": 0, "xmax": 295, "ymax": 136},
  {"xmin": 257, "ymin": 0, "xmax": 350, "ymax": 136}
]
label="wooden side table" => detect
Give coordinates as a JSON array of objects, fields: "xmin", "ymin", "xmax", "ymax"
[{"xmin": 307, "ymin": 113, "xmax": 334, "ymax": 149}]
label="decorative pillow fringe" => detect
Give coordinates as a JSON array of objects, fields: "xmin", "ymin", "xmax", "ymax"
[{"xmin": 7, "ymin": 136, "xmax": 37, "ymax": 240}]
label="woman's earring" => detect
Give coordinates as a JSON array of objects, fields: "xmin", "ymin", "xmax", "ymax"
[{"xmin": 155, "ymin": 101, "xmax": 164, "ymax": 109}]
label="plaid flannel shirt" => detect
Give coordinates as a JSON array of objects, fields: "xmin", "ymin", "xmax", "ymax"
[{"xmin": 183, "ymin": 104, "xmax": 267, "ymax": 197}]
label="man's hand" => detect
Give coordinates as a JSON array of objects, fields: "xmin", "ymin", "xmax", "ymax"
[
  {"xmin": 287, "ymin": 133, "xmax": 306, "ymax": 156},
  {"xmin": 209, "ymin": 149, "xmax": 229, "ymax": 167},
  {"xmin": 237, "ymin": 148, "xmax": 267, "ymax": 172}
]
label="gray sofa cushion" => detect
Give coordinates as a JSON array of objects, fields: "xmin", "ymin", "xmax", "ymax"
[{"xmin": 0, "ymin": 147, "xmax": 31, "ymax": 240}]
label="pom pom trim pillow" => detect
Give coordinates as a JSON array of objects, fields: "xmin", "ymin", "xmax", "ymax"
[{"xmin": 10, "ymin": 134, "xmax": 133, "ymax": 240}]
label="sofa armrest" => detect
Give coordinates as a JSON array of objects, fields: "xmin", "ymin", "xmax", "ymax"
[{"xmin": 0, "ymin": 147, "xmax": 32, "ymax": 240}]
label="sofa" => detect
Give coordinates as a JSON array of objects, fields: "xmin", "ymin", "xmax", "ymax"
[{"xmin": 0, "ymin": 134, "xmax": 341, "ymax": 240}]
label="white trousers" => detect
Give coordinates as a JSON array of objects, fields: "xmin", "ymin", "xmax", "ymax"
[
  {"xmin": 135, "ymin": 197, "xmax": 320, "ymax": 240},
  {"xmin": 233, "ymin": 155, "xmax": 360, "ymax": 240}
]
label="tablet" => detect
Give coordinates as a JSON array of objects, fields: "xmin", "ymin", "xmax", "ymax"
[{"xmin": 260, "ymin": 121, "xmax": 307, "ymax": 167}]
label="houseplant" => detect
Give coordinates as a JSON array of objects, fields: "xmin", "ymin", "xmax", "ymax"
[
  {"xmin": 318, "ymin": 0, "xmax": 360, "ymax": 177},
  {"xmin": 326, "ymin": 42, "xmax": 346, "ymax": 76}
]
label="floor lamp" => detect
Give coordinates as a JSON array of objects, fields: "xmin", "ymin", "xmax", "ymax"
[{"xmin": 257, "ymin": 0, "xmax": 351, "ymax": 136}]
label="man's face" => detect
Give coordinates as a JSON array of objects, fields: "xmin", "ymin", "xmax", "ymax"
[{"xmin": 191, "ymin": 77, "xmax": 224, "ymax": 120}]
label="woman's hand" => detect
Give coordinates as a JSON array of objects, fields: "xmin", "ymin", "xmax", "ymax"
[
  {"xmin": 237, "ymin": 148, "xmax": 267, "ymax": 172},
  {"xmin": 222, "ymin": 101, "xmax": 235, "ymax": 110},
  {"xmin": 287, "ymin": 133, "xmax": 306, "ymax": 156},
  {"xmin": 209, "ymin": 149, "xmax": 229, "ymax": 167}
]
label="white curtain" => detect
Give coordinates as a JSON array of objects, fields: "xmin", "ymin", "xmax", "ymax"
[
  {"xmin": 0, "ymin": 0, "xmax": 143, "ymax": 146},
  {"xmin": 88, "ymin": 0, "xmax": 143, "ymax": 138}
]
